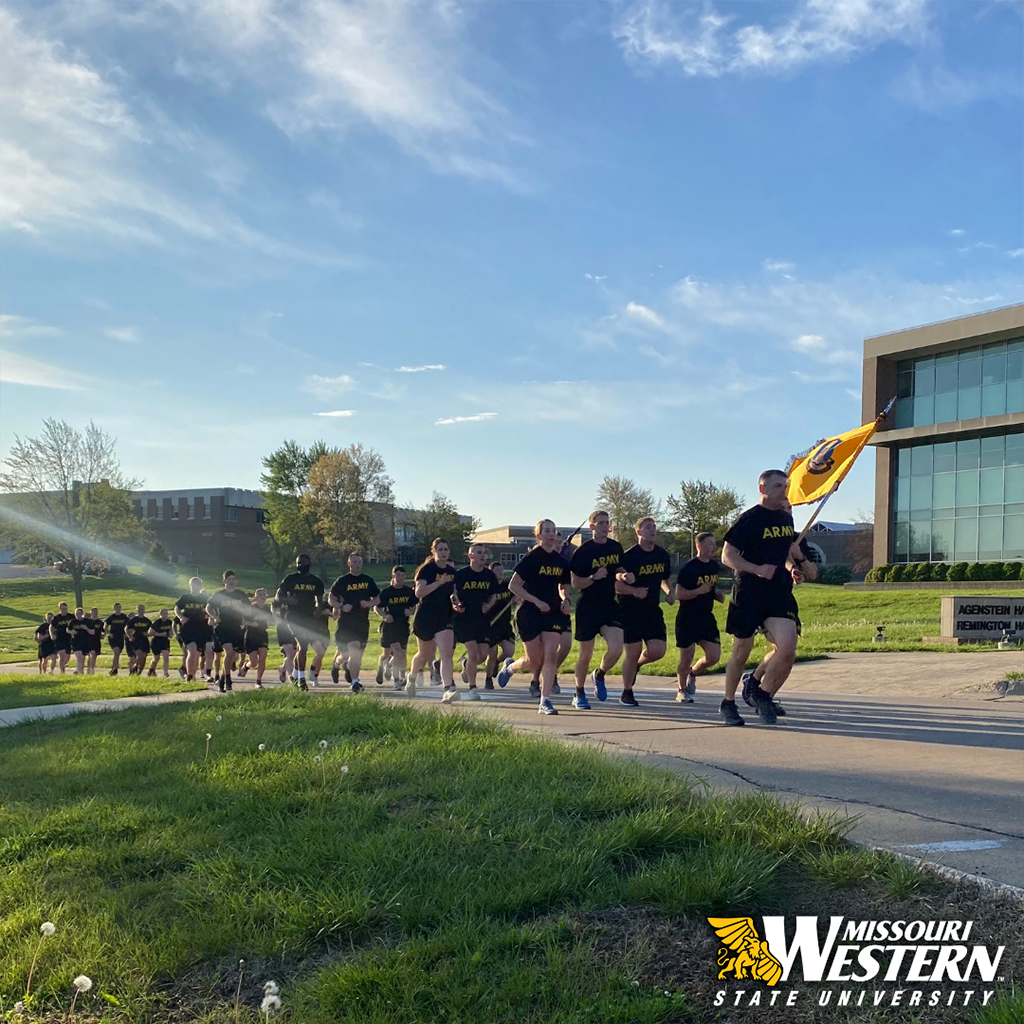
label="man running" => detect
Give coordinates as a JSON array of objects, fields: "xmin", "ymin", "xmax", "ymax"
[
  {"xmin": 35, "ymin": 613, "xmax": 56, "ymax": 674},
  {"xmin": 69, "ymin": 607, "xmax": 95, "ymax": 675},
  {"xmin": 328, "ymin": 552, "xmax": 380, "ymax": 692},
  {"xmin": 271, "ymin": 599, "xmax": 297, "ymax": 685},
  {"xmin": 125, "ymin": 604, "xmax": 152, "ymax": 676},
  {"xmin": 720, "ymin": 470, "xmax": 817, "ymax": 726},
  {"xmin": 87, "ymin": 607, "xmax": 103, "ymax": 674},
  {"xmin": 105, "ymin": 602, "xmax": 129, "ymax": 676},
  {"xmin": 453, "ymin": 543, "xmax": 498, "ymax": 701},
  {"xmin": 673, "ymin": 532, "xmax": 724, "ymax": 703},
  {"xmin": 570, "ymin": 510, "xmax": 627, "ymax": 709},
  {"xmin": 375, "ymin": 566, "xmax": 417, "ymax": 689},
  {"xmin": 148, "ymin": 609, "xmax": 174, "ymax": 677},
  {"xmin": 615, "ymin": 517, "xmax": 675, "ymax": 707},
  {"xmin": 483, "ymin": 562, "xmax": 516, "ymax": 690},
  {"xmin": 175, "ymin": 579, "xmax": 212, "ymax": 683},
  {"xmin": 207, "ymin": 571, "xmax": 249, "ymax": 691},
  {"xmin": 276, "ymin": 554, "xmax": 327, "ymax": 691},
  {"xmin": 244, "ymin": 589, "xmax": 271, "ymax": 689},
  {"xmin": 50, "ymin": 601, "xmax": 74, "ymax": 673}
]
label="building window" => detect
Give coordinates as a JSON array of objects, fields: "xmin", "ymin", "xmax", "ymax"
[
  {"xmin": 806, "ymin": 543, "xmax": 826, "ymax": 565},
  {"xmin": 224, "ymin": 532, "xmax": 235, "ymax": 538},
  {"xmin": 155, "ymin": 501, "xmax": 163, "ymax": 521},
  {"xmin": 255, "ymin": 509, "xmax": 266, "ymax": 524},
  {"xmin": 187, "ymin": 497, "xmax": 195, "ymax": 520},
  {"xmin": 895, "ymin": 338, "xmax": 1023, "ymax": 429},
  {"xmin": 225, "ymin": 506, "xmax": 240, "ymax": 522},
  {"xmin": 171, "ymin": 498, "xmax": 179, "ymax": 521},
  {"xmin": 891, "ymin": 430, "xmax": 1024, "ymax": 562},
  {"xmin": 201, "ymin": 498, "xmax": 210, "ymax": 520}
]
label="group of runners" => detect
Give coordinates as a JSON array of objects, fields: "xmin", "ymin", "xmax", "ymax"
[{"xmin": 34, "ymin": 469, "xmax": 816, "ymax": 726}]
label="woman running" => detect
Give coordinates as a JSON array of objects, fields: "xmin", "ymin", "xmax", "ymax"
[
  {"xmin": 506, "ymin": 519, "xmax": 571, "ymax": 715},
  {"xmin": 452, "ymin": 543, "xmax": 498, "ymax": 700},
  {"xmin": 409, "ymin": 538, "xmax": 458, "ymax": 701},
  {"xmin": 245, "ymin": 589, "xmax": 271, "ymax": 689},
  {"xmin": 147, "ymin": 609, "xmax": 174, "ymax": 677},
  {"xmin": 375, "ymin": 565, "xmax": 418, "ymax": 690},
  {"xmin": 483, "ymin": 562, "xmax": 516, "ymax": 689}
]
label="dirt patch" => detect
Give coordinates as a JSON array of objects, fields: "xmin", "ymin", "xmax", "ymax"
[{"xmin": 955, "ymin": 678, "xmax": 1024, "ymax": 698}]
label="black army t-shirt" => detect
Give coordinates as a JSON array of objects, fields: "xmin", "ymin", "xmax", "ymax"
[
  {"xmin": 151, "ymin": 617, "xmax": 175, "ymax": 640},
  {"xmin": 126, "ymin": 614, "xmax": 152, "ymax": 641},
  {"xmin": 676, "ymin": 557, "xmax": 721, "ymax": 619},
  {"xmin": 454, "ymin": 566, "xmax": 497, "ymax": 618},
  {"xmin": 174, "ymin": 593, "xmax": 209, "ymax": 626},
  {"xmin": 724, "ymin": 505, "xmax": 797, "ymax": 595},
  {"xmin": 105, "ymin": 610, "xmax": 129, "ymax": 641},
  {"xmin": 52, "ymin": 611, "xmax": 75, "ymax": 641},
  {"xmin": 277, "ymin": 571, "xmax": 325, "ymax": 621},
  {"xmin": 330, "ymin": 574, "xmax": 380, "ymax": 627},
  {"xmin": 570, "ymin": 539, "xmax": 624, "ymax": 605},
  {"xmin": 513, "ymin": 547, "xmax": 569, "ymax": 610},
  {"xmin": 415, "ymin": 562, "xmax": 457, "ymax": 618},
  {"xmin": 378, "ymin": 586, "xmax": 417, "ymax": 626},
  {"xmin": 209, "ymin": 589, "xmax": 250, "ymax": 630},
  {"xmin": 620, "ymin": 544, "xmax": 671, "ymax": 607}
]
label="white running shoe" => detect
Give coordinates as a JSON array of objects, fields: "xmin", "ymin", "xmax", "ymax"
[
  {"xmin": 406, "ymin": 677, "xmax": 417, "ymax": 698},
  {"xmin": 465, "ymin": 688, "xmax": 481, "ymax": 701},
  {"xmin": 441, "ymin": 687, "xmax": 461, "ymax": 703},
  {"xmin": 393, "ymin": 679, "xmax": 404, "ymax": 691}
]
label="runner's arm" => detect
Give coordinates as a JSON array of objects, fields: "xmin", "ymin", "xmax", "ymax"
[{"xmin": 722, "ymin": 542, "xmax": 774, "ymax": 579}]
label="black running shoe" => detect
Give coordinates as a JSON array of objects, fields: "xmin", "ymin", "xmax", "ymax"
[
  {"xmin": 719, "ymin": 699, "xmax": 745, "ymax": 726},
  {"xmin": 224, "ymin": 677, "xmax": 233, "ymax": 691},
  {"xmin": 741, "ymin": 671, "xmax": 757, "ymax": 708},
  {"xmin": 351, "ymin": 680, "xmax": 363, "ymax": 694},
  {"xmin": 460, "ymin": 654, "xmax": 468, "ymax": 684},
  {"xmin": 344, "ymin": 665, "xmax": 352, "ymax": 684},
  {"xmin": 218, "ymin": 678, "xmax": 226, "ymax": 693},
  {"xmin": 109, "ymin": 668, "xmax": 118, "ymax": 677},
  {"xmin": 297, "ymin": 678, "xmax": 308, "ymax": 692},
  {"xmin": 484, "ymin": 677, "xmax": 494, "ymax": 690},
  {"xmin": 331, "ymin": 663, "xmax": 340, "ymax": 684},
  {"xmin": 178, "ymin": 666, "xmax": 186, "ymax": 679},
  {"xmin": 529, "ymin": 679, "xmax": 541, "ymax": 698},
  {"xmin": 773, "ymin": 701, "xmax": 787, "ymax": 717},
  {"xmin": 376, "ymin": 665, "xmax": 384, "ymax": 685},
  {"xmin": 752, "ymin": 686, "xmax": 777, "ymax": 725},
  {"xmin": 618, "ymin": 692, "xmax": 639, "ymax": 707}
]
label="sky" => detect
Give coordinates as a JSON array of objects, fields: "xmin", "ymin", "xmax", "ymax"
[{"xmin": 1, "ymin": 0, "xmax": 1022, "ymax": 530}]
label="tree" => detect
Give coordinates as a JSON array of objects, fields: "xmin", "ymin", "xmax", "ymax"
[
  {"xmin": 664, "ymin": 479, "xmax": 743, "ymax": 557},
  {"xmin": 409, "ymin": 492, "xmax": 480, "ymax": 563},
  {"xmin": 0, "ymin": 419, "xmax": 144, "ymax": 607},
  {"xmin": 847, "ymin": 509, "xmax": 875, "ymax": 579},
  {"xmin": 147, "ymin": 541, "xmax": 170, "ymax": 565},
  {"xmin": 594, "ymin": 476, "xmax": 663, "ymax": 543}
]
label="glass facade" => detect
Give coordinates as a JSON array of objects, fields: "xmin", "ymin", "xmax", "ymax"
[
  {"xmin": 892, "ymin": 431, "xmax": 1024, "ymax": 562},
  {"xmin": 894, "ymin": 338, "xmax": 1024, "ymax": 429}
]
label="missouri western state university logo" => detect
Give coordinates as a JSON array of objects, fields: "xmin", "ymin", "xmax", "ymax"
[
  {"xmin": 709, "ymin": 917, "xmax": 783, "ymax": 986},
  {"xmin": 807, "ymin": 437, "xmax": 844, "ymax": 475}
]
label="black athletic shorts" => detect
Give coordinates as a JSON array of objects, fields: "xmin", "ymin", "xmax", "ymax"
[
  {"xmin": 380, "ymin": 622, "xmax": 410, "ymax": 649},
  {"xmin": 335, "ymin": 619, "xmax": 370, "ymax": 647},
  {"xmin": 180, "ymin": 622, "xmax": 211, "ymax": 649},
  {"xmin": 108, "ymin": 633, "xmax": 125, "ymax": 650},
  {"xmin": 620, "ymin": 602, "xmax": 666, "ymax": 646},
  {"xmin": 71, "ymin": 635, "xmax": 92, "ymax": 653},
  {"xmin": 413, "ymin": 609, "xmax": 453, "ymax": 642},
  {"xmin": 151, "ymin": 637, "xmax": 171, "ymax": 656},
  {"xmin": 574, "ymin": 598, "xmax": 622, "ymax": 642},
  {"xmin": 90, "ymin": 635, "xmax": 103, "ymax": 654},
  {"xmin": 453, "ymin": 613, "xmax": 491, "ymax": 646},
  {"xmin": 289, "ymin": 616, "xmax": 329, "ymax": 647},
  {"xmin": 487, "ymin": 622, "xmax": 515, "ymax": 647},
  {"xmin": 516, "ymin": 604, "xmax": 571, "ymax": 643},
  {"xmin": 277, "ymin": 623, "xmax": 297, "ymax": 648},
  {"xmin": 214, "ymin": 626, "xmax": 245, "ymax": 650},
  {"xmin": 725, "ymin": 581, "xmax": 800, "ymax": 640},
  {"xmin": 129, "ymin": 637, "xmax": 150, "ymax": 655},
  {"xmin": 245, "ymin": 628, "xmax": 269, "ymax": 652},
  {"xmin": 675, "ymin": 612, "xmax": 721, "ymax": 649},
  {"xmin": 38, "ymin": 640, "xmax": 55, "ymax": 659},
  {"xmin": 54, "ymin": 637, "xmax": 71, "ymax": 654}
]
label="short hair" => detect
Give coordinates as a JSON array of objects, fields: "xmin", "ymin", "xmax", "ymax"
[
  {"xmin": 759, "ymin": 469, "xmax": 787, "ymax": 487},
  {"xmin": 223, "ymin": 569, "xmax": 236, "ymax": 581},
  {"xmin": 160, "ymin": 608, "xmax": 168, "ymax": 615},
  {"xmin": 589, "ymin": 510, "xmax": 610, "ymax": 528},
  {"xmin": 489, "ymin": 560, "xmax": 503, "ymax": 570},
  {"xmin": 391, "ymin": 565, "xmax": 406, "ymax": 575},
  {"xmin": 695, "ymin": 532, "xmax": 716, "ymax": 545},
  {"xmin": 348, "ymin": 551, "xmax": 363, "ymax": 561},
  {"xmin": 635, "ymin": 516, "xmax": 656, "ymax": 531},
  {"xmin": 297, "ymin": 552, "xmax": 311, "ymax": 563},
  {"xmin": 189, "ymin": 576, "xmax": 202, "ymax": 587}
]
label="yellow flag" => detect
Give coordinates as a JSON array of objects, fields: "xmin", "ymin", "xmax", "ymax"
[{"xmin": 787, "ymin": 421, "xmax": 878, "ymax": 506}]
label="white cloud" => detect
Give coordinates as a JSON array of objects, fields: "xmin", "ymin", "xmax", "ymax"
[
  {"xmin": 1008, "ymin": 249, "xmax": 1024, "ymax": 258},
  {"xmin": 625, "ymin": 301, "xmax": 665, "ymax": 329},
  {"xmin": 0, "ymin": 348, "xmax": 89, "ymax": 390},
  {"xmin": 303, "ymin": 374, "xmax": 356, "ymax": 398},
  {"xmin": 790, "ymin": 333, "xmax": 859, "ymax": 366},
  {"xmin": 949, "ymin": 229, "xmax": 966, "ymax": 237},
  {"xmin": 845, "ymin": 388, "xmax": 861, "ymax": 401},
  {"xmin": 0, "ymin": 313, "xmax": 63, "ymax": 338},
  {"xmin": 368, "ymin": 381, "xmax": 406, "ymax": 401},
  {"xmin": 615, "ymin": 0, "xmax": 929, "ymax": 77},
  {"xmin": 103, "ymin": 326, "xmax": 138, "ymax": 343},
  {"xmin": 584, "ymin": 273, "xmax": 607, "ymax": 281},
  {"xmin": 435, "ymin": 412, "xmax": 496, "ymax": 425},
  {"xmin": 891, "ymin": 63, "xmax": 1023, "ymax": 113},
  {"xmin": 396, "ymin": 364, "xmax": 446, "ymax": 373},
  {"xmin": 638, "ymin": 345, "xmax": 674, "ymax": 366},
  {"xmin": 762, "ymin": 258, "xmax": 794, "ymax": 272},
  {"xmin": 315, "ymin": 409, "xmax": 356, "ymax": 417}
]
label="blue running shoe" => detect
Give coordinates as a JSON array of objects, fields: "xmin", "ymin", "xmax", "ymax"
[
  {"xmin": 571, "ymin": 693, "xmax": 591, "ymax": 710},
  {"xmin": 741, "ymin": 671, "xmax": 757, "ymax": 708},
  {"xmin": 592, "ymin": 669, "xmax": 607, "ymax": 702},
  {"xmin": 538, "ymin": 698, "xmax": 558, "ymax": 716},
  {"xmin": 350, "ymin": 680, "xmax": 363, "ymax": 694},
  {"xmin": 497, "ymin": 657, "xmax": 513, "ymax": 688}
]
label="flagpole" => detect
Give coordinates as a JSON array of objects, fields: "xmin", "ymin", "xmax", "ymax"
[{"xmin": 794, "ymin": 397, "xmax": 895, "ymax": 547}]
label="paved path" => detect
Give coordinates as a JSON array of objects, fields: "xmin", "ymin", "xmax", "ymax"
[{"xmin": 3, "ymin": 650, "xmax": 1022, "ymax": 889}]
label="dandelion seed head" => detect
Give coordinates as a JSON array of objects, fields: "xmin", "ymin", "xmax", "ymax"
[
  {"xmin": 72, "ymin": 975, "xmax": 93, "ymax": 993},
  {"xmin": 14, "ymin": 1001, "xmax": 25, "ymax": 1013},
  {"xmin": 319, "ymin": 739, "xmax": 328, "ymax": 749},
  {"xmin": 663, "ymin": 990, "xmax": 671, "ymax": 997},
  {"xmin": 260, "ymin": 993, "xmax": 282, "ymax": 1015},
  {"xmin": 341, "ymin": 765, "xmax": 349, "ymax": 773},
  {"xmin": 313, "ymin": 755, "xmax": 322, "ymax": 763},
  {"xmin": 238, "ymin": 959, "xmax": 245, "ymax": 969},
  {"xmin": 632, "ymin": 980, "xmax": 639, "ymax": 986},
  {"xmin": 40, "ymin": 921, "xmax": 56, "ymax": 936},
  {"xmin": 216, "ymin": 715, "xmax": 222, "ymax": 722},
  {"xmin": 206, "ymin": 733, "xmax": 212, "ymax": 740},
  {"xmin": 258, "ymin": 743, "xmax": 266, "ymax": 751},
  {"xmin": 263, "ymin": 980, "xmax": 280, "ymax": 995}
]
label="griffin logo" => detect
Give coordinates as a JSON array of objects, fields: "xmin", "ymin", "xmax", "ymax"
[
  {"xmin": 806, "ymin": 438, "xmax": 843, "ymax": 475},
  {"xmin": 707, "ymin": 917, "xmax": 784, "ymax": 987}
]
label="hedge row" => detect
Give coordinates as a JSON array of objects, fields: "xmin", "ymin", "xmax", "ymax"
[{"xmin": 865, "ymin": 561, "xmax": 1024, "ymax": 583}]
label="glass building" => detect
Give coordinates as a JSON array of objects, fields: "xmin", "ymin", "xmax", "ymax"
[{"xmin": 863, "ymin": 305, "xmax": 1024, "ymax": 566}]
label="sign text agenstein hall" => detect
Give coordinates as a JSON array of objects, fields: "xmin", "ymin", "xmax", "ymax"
[{"xmin": 940, "ymin": 596, "xmax": 1024, "ymax": 640}]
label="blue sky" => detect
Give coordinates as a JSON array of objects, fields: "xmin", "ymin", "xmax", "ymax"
[{"xmin": 2, "ymin": 0, "xmax": 1022, "ymax": 529}]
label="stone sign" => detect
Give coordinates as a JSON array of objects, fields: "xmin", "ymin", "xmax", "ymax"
[{"xmin": 940, "ymin": 595, "xmax": 1024, "ymax": 641}]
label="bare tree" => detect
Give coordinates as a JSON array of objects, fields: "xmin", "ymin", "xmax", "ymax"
[
  {"xmin": 594, "ymin": 475, "xmax": 662, "ymax": 542},
  {"xmin": 0, "ymin": 420, "xmax": 144, "ymax": 607}
]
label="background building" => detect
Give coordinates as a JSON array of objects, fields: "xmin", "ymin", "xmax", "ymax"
[
  {"xmin": 471, "ymin": 525, "xmax": 593, "ymax": 566},
  {"xmin": 863, "ymin": 304, "xmax": 1024, "ymax": 567}
]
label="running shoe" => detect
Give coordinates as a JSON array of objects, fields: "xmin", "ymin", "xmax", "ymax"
[
  {"xmin": 279, "ymin": 666, "xmax": 286, "ymax": 684},
  {"xmin": 773, "ymin": 701, "xmax": 787, "ymax": 717},
  {"xmin": 108, "ymin": 668, "xmax": 118, "ymax": 677},
  {"xmin": 460, "ymin": 654, "xmax": 469, "ymax": 684},
  {"xmin": 384, "ymin": 662, "xmax": 393, "ymax": 681},
  {"xmin": 484, "ymin": 677, "xmax": 494, "ymax": 690},
  {"xmin": 719, "ymin": 699, "xmax": 745, "ymax": 727},
  {"xmin": 529, "ymin": 679, "xmax": 541, "ymax": 698},
  {"xmin": 741, "ymin": 671, "xmax": 757, "ymax": 708},
  {"xmin": 350, "ymin": 680, "xmax": 363, "ymax": 693},
  {"xmin": 538, "ymin": 698, "xmax": 558, "ymax": 716},
  {"xmin": 465, "ymin": 688, "xmax": 481, "ymax": 701},
  {"xmin": 571, "ymin": 693, "xmax": 591, "ymax": 710},
  {"xmin": 237, "ymin": 664, "xmax": 248, "ymax": 678},
  {"xmin": 591, "ymin": 670, "xmax": 607, "ymax": 702},
  {"xmin": 296, "ymin": 678, "xmax": 308, "ymax": 692},
  {"xmin": 147, "ymin": 666, "xmax": 156, "ymax": 677},
  {"xmin": 406, "ymin": 677, "xmax": 417, "ymax": 698},
  {"xmin": 751, "ymin": 686, "xmax": 777, "ymax": 725},
  {"xmin": 431, "ymin": 659, "xmax": 441, "ymax": 683},
  {"xmin": 551, "ymin": 680, "xmax": 561, "ymax": 695},
  {"xmin": 618, "ymin": 692, "xmax": 639, "ymax": 707},
  {"xmin": 685, "ymin": 672, "xmax": 697, "ymax": 699},
  {"xmin": 674, "ymin": 689, "xmax": 692, "ymax": 704},
  {"xmin": 441, "ymin": 687, "xmax": 460, "ymax": 703},
  {"xmin": 255, "ymin": 681, "xmax": 264, "ymax": 690},
  {"xmin": 309, "ymin": 673, "xmax": 319, "ymax": 687},
  {"xmin": 217, "ymin": 678, "xmax": 226, "ymax": 693},
  {"xmin": 178, "ymin": 666, "xmax": 186, "ymax": 679},
  {"xmin": 331, "ymin": 663, "xmax": 340, "ymax": 684},
  {"xmin": 376, "ymin": 665, "xmax": 384, "ymax": 685},
  {"xmin": 497, "ymin": 657, "xmax": 514, "ymax": 688},
  {"xmin": 393, "ymin": 679, "xmax": 404, "ymax": 691},
  {"xmin": 344, "ymin": 665, "xmax": 352, "ymax": 684}
]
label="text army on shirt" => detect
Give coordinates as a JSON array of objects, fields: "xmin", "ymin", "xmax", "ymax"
[
  {"xmin": 723, "ymin": 505, "xmax": 797, "ymax": 593},
  {"xmin": 569, "ymin": 538, "xmax": 624, "ymax": 605},
  {"xmin": 619, "ymin": 544, "xmax": 671, "ymax": 606},
  {"xmin": 415, "ymin": 562, "xmax": 457, "ymax": 617},
  {"xmin": 277, "ymin": 571, "xmax": 326, "ymax": 620},
  {"xmin": 378, "ymin": 585, "xmax": 418, "ymax": 622},
  {"xmin": 330, "ymin": 573, "xmax": 380, "ymax": 625},
  {"xmin": 675, "ymin": 557, "xmax": 722, "ymax": 619},
  {"xmin": 174, "ymin": 593, "xmax": 209, "ymax": 625},
  {"xmin": 513, "ymin": 547, "xmax": 570, "ymax": 610},
  {"xmin": 454, "ymin": 565, "xmax": 497, "ymax": 617}
]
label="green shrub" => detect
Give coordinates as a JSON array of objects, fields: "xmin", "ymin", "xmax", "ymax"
[
  {"xmin": 865, "ymin": 564, "xmax": 890, "ymax": 583},
  {"xmin": 947, "ymin": 561, "xmax": 969, "ymax": 581},
  {"xmin": 1019, "ymin": 562, "xmax": 1024, "ymax": 581},
  {"xmin": 1003, "ymin": 562, "xmax": 1022, "ymax": 581},
  {"xmin": 819, "ymin": 564, "xmax": 853, "ymax": 586},
  {"xmin": 930, "ymin": 562, "xmax": 948, "ymax": 581},
  {"xmin": 912, "ymin": 562, "xmax": 933, "ymax": 581},
  {"xmin": 983, "ymin": 561, "xmax": 1005, "ymax": 581},
  {"xmin": 886, "ymin": 564, "xmax": 906, "ymax": 582},
  {"xmin": 965, "ymin": 562, "xmax": 986, "ymax": 581}
]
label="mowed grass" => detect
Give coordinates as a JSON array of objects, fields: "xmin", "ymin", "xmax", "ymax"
[
  {"xmin": 0, "ymin": 673, "xmax": 206, "ymax": 710},
  {"xmin": 0, "ymin": 691, "xmax": 920, "ymax": 1022}
]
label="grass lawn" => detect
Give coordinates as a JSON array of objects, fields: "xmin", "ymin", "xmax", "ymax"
[
  {"xmin": 0, "ymin": 673, "xmax": 206, "ymax": 710},
  {"xmin": 0, "ymin": 690, "xmax": 1019, "ymax": 1023}
]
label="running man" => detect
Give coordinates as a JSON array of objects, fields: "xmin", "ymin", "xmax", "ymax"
[
  {"xmin": 271, "ymin": 599, "xmax": 297, "ymax": 685},
  {"xmin": 88, "ymin": 607, "xmax": 103, "ymax": 674},
  {"xmin": 328, "ymin": 553, "xmax": 380, "ymax": 693},
  {"xmin": 615, "ymin": 517, "xmax": 675, "ymax": 708},
  {"xmin": 483, "ymin": 562, "xmax": 516, "ymax": 690},
  {"xmin": 276, "ymin": 554, "xmax": 327, "ymax": 691},
  {"xmin": 148, "ymin": 609, "xmax": 174, "ymax": 677},
  {"xmin": 175, "ymin": 579, "xmax": 212, "ymax": 682},
  {"xmin": 453, "ymin": 543, "xmax": 499, "ymax": 701},
  {"xmin": 720, "ymin": 470, "xmax": 817, "ymax": 726},
  {"xmin": 69, "ymin": 607, "xmax": 95, "ymax": 675},
  {"xmin": 673, "ymin": 532, "xmax": 724, "ymax": 703},
  {"xmin": 375, "ymin": 566, "xmax": 417, "ymax": 689},
  {"xmin": 105, "ymin": 603, "xmax": 129, "ymax": 676},
  {"xmin": 50, "ymin": 601, "xmax": 74, "ymax": 673},
  {"xmin": 125, "ymin": 604, "xmax": 152, "ymax": 676},
  {"xmin": 207, "ymin": 571, "xmax": 249, "ymax": 691},
  {"xmin": 570, "ymin": 510, "xmax": 627, "ymax": 709},
  {"xmin": 35, "ymin": 613, "xmax": 56, "ymax": 674},
  {"xmin": 506, "ymin": 519, "xmax": 571, "ymax": 716},
  {"xmin": 409, "ymin": 539, "xmax": 458, "ymax": 699},
  {"xmin": 244, "ymin": 589, "xmax": 271, "ymax": 689}
]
